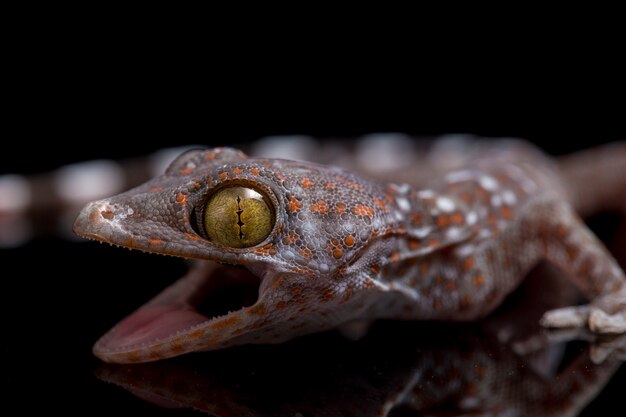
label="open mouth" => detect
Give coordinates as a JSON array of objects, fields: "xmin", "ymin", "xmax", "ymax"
[
  {"xmin": 93, "ymin": 261, "xmax": 263, "ymax": 360},
  {"xmin": 191, "ymin": 264, "xmax": 261, "ymax": 320}
]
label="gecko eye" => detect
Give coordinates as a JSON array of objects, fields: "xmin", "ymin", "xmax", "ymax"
[{"xmin": 203, "ymin": 186, "xmax": 274, "ymax": 248}]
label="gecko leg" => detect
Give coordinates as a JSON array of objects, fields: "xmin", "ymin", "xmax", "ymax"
[{"xmin": 534, "ymin": 201, "xmax": 626, "ymax": 334}]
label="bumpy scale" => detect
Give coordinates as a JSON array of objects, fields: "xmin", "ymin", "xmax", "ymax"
[{"xmin": 73, "ymin": 142, "xmax": 626, "ymax": 363}]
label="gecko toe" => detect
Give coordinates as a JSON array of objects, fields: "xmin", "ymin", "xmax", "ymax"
[
  {"xmin": 589, "ymin": 308, "xmax": 626, "ymax": 334},
  {"xmin": 540, "ymin": 305, "xmax": 591, "ymax": 328}
]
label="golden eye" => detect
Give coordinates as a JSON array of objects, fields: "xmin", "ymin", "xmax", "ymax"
[{"xmin": 203, "ymin": 186, "xmax": 274, "ymax": 248}]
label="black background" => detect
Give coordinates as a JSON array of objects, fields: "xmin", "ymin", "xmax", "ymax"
[{"xmin": 2, "ymin": 28, "xmax": 626, "ymax": 414}]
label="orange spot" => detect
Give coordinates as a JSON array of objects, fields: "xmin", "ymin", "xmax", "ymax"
[
  {"xmin": 474, "ymin": 274, "xmax": 485, "ymax": 286},
  {"xmin": 231, "ymin": 167, "xmax": 242, "ymax": 175},
  {"xmin": 218, "ymin": 172, "xmax": 228, "ymax": 180},
  {"xmin": 374, "ymin": 198, "xmax": 387, "ymax": 209},
  {"xmin": 390, "ymin": 251, "xmax": 400, "ymax": 262},
  {"xmin": 566, "ymin": 245, "xmax": 578, "ymax": 261},
  {"xmin": 501, "ymin": 206, "xmax": 514, "ymax": 219},
  {"xmin": 299, "ymin": 248, "xmax": 313, "ymax": 259},
  {"xmin": 189, "ymin": 329, "xmax": 206, "ymax": 339},
  {"xmin": 101, "ymin": 210, "xmax": 113, "ymax": 220},
  {"xmin": 253, "ymin": 243, "xmax": 274, "ymax": 257},
  {"xmin": 288, "ymin": 196, "xmax": 302, "ymax": 212},
  {"xmin": 176, "ymin": 192, "xmax": 186, "ymax": 203},
  {"xmin": 211, "ymin": 315, "xmax": 240, "ymax": 330},
  {"xmin": 476, "ymin": 188, "xmax": 490, "ymax": 200},
  {"xmin": 411, "ymin": 212, "xmax": 422, "ymax": 225},
  {"xmin": 322, "ymin": 288, "xmax": 335, "ymax": 301},
  {"xmin": 341, "ymin": 286, "xmax": 354, "ymax": 303},
  {"xmin": 194, "ymin": 182, "xmax": 201, "ymax": 189},
  {"xmin": 276, "ymin": 301, "xmax": 286, "ymax": 309},
  {"xmin": 247, "ymin": 305, "xmax": 267, "ymax": 315},
  {"xmin": 428, "ymin": 239, "xmax": 439, "ymax": 248},
  {"xmin": 370, "ymin": 264, "xmax": 380, "ymax": 274},
  {"xmin": 149, "ymin": 186, "xmax": 162, "ymax": 193},
  {"xmin": 325, "ymin": 182, "xmax": 337, "ymax": 190},
  {"xmin": 335, "ymin": 203, "xmax": 347, "ymax": 214},
  {"xmin": 184, "ymin": 232, "xmax": 201, "ymax": 241},
  {"xmin": 274, "ymin": 171, "xmax": 286, "ymax": 182},
  {"xmin": 352, "ymin": 204, "xmax": 375, "ymax": 217},
  {"xmin": 579, "ymin": 259, "xmax": 591, "ymax": 275},
  {"xmin": 463, "ymin": 256, "xmax": 475, "ymax": 271},
  {"xmin": 409, "ymin": 239, "xmax": 420, "ymax": 250},
  {"xmin": 446, "ymin": 281, "xmax": 457, "ymax": 291},
  {"xmin": 450, "ymin": 212, "xmax": 465, "ymax": 225},
  {"xmin": 148, "ymin": 239, "xmax": 162, "ymax": 246},
  {"xmin": 291, "ymin": 287, "xmax": 302, "ymax": 295},
  {"xmin": 283, "ymin": 231, "xmax": 298, "ymax": 244},
  {"xmin": 148, "ymin": 351, "xmax": 163, "ymax": 360},
  {"xmin": 272, "ymin": 277, "xmax": 283, "ymax": 288},
  {"xmin": 385, "ymin": 194, "xmax": 394, "ymax": 203},
  {"xmin": 437, "ymin": 215, "xmax": 449, "ymax": 227},
  {"xmin": 300, "ymin": 177, "xmax": 314, "ymax": 189},
  {"xmin": 179, "ymin": 167, "xmax": 194, "ymax": 175},
  {"xmin": 250, "ymin": 167, "xmax": 260, "ymax": 176},
  {"xmin": 170, "ymin": 345, "xmax": 185, "ymax": 354},
  {"xmin": 333, "ymin": 248, "xmax": 343, "ymax": 259},
  {"xmin": 204, "ymin": 151, "xmax": 216, "ymax": 160},
  {"xmin": 557, "ymin": 225, "xmax": 568, "ymax": 236},
  {"xmin": 311, "ymin": 200, "xmax": 329, "ymax": 214},
  {"xmin": 344, "ymin": 235, "xmax": 355, "ymax": 246}
]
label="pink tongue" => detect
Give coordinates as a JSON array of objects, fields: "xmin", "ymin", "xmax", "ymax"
[{"xmin": 104, "ymin": 305, "xmax": 209, "ymax": 348}]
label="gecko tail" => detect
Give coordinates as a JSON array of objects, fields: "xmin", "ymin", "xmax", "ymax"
[{"xmin": 558, "ymin": 142, "xmax": 626, "ymax": 217}]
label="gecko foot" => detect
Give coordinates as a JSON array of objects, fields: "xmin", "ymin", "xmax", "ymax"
[
  {"xmin": 542, "ymin": 286, "xmax": 626, "ymax": 334},
  {"xmin": 541, "ymin": 305, "xmax": 626, "ymax": 334}
]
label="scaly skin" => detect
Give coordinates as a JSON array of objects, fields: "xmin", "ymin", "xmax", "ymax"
[{"xmin": 73, "ymin": 141, "xmax": 626, "ymax": 363}]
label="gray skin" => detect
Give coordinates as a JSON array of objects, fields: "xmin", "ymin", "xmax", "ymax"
[{"xmin": 73, "ymin": 144, "xmax": 626, "ymax": 363}]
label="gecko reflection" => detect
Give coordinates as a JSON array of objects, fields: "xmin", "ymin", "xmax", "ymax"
[{"xmin": 96, "ymin": 264, "xmax": 625, "ymax": 417}]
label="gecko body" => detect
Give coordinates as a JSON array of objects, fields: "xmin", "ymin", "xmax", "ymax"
[{"xmin": 72, "ymin": 139, "xmax": 626, "ymax": 363}]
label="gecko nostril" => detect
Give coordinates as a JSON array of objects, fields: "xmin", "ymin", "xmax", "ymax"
[{"xmin": 101, "ymin": 210, "xmax": 114, "ymax": 220}]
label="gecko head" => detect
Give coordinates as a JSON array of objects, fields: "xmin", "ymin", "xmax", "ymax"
[{"xmin": 74, "ymin": 147, "xmax": 398, "ymax": 363}]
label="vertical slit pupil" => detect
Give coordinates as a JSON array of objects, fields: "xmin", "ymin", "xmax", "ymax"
[{"xmin": 236, "ymin": 195, "xmax": 244, "ymax": 239}]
